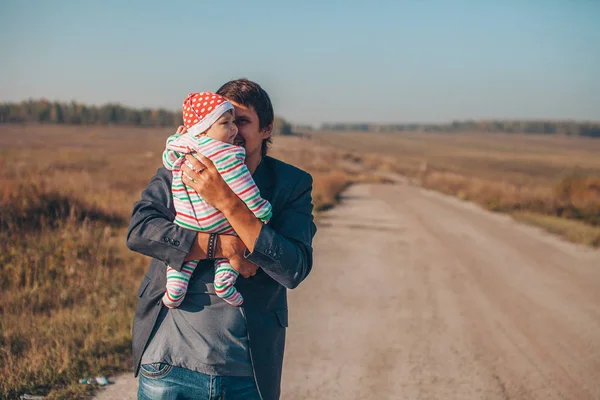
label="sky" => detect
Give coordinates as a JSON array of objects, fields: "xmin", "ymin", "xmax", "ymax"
[{"xmin": 1, "ymin": 0, "xmax": 599, "ymax": 125}]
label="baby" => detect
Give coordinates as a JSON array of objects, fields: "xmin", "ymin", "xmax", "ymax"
[{"xmin": 161, "ymin": 92, "xmax": 272, "ymax": 308}]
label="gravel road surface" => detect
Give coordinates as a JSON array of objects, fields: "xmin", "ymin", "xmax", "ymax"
[{"xmin": 94, "ymin": 182, "xmax": 600, "ymax": 399}]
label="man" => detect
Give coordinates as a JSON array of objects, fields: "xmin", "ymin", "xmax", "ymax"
[{"xmin": 126, "ymin": 78, "xmax": 317, "ymax": 399}]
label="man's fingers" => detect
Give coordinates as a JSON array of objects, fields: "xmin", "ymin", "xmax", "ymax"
[
  {"xmin": 196, "ymin": 153, "xmax": 216, "ymax": 171},
  {"xmin": 181, "ymin": 164, "xmax": 202, "ymax": 185},
  {"xmin": 230, "ymin": 257, "xmax": 258, "ymax": 279},
  {"xmin": 184, "ymin": 154, "xmax": 207, "ymax": 173},
  {"xmin": 181, "ymin": 172, "xmax": 195, "ymax": 186},
  {"xmin": 243, "ymin": 264, "xmax": 258, "ymax": 278},
  {"xmin": 181, "ymin": 162, "xmax": 197, "ymax": 177}
]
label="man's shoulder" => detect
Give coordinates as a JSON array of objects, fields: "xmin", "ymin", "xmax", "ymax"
[
  {"xmin": 264, "ymin": 156, "xmax": 312, "ymax": 185},
  {"xmin": 146, "ymin": 166, "xmax": 173, "ymax": 190},
  {"xmin": 155, "ymin": 166, "xmax": 173, "ymax": 179}
]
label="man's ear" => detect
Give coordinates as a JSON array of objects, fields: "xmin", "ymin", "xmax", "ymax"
[{"xmin": 260, "ymin": 123, "xmax": 273, "ymax": 139}]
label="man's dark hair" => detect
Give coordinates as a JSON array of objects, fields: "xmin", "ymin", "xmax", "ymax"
[{"xmin": 217, "ymin": 78, "xmax": 274, "ymax": 157}]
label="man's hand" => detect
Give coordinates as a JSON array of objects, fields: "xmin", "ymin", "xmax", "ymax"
[
  {"xmin": 181, "ymin": 153, "xmax": 240, "ymax": 212},
  {"xmin": 218, "ymin": 234, "xmax": 247, "ymax": 259},
  {"xmin": 229, "ymin": 255, "xmax": 258, "ymax": 279}
]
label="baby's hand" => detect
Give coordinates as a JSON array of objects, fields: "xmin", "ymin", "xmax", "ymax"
[
  {"xmin": 229, "ymin": 256, "xmax": 258, "ymax": 279},
  {"xmin": 176, "ymin": 125, "xmax": 187, "ymax": 134}
]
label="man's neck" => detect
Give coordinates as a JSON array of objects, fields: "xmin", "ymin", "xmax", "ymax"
[{"xmin": 246, "ymin": 151, "xmax": 262, "ymax": 175}]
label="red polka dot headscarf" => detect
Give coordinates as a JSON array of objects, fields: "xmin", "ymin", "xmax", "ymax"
[{"xmin": 182, "ymin": 92, "xmax": 234, "ymax": 136}]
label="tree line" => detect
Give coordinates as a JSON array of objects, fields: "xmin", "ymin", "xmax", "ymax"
[
  {"xmin": 321, "ymin": 120, "xmax": 600, "ymax": 138},
  {"xmin": 0, "ymin": 99, "xmax": 293, "ymax": 134}
]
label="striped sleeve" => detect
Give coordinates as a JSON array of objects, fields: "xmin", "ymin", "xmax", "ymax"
[{"xmin": 162, "ymin": 133, "xmax": 185, "ymax": 170}]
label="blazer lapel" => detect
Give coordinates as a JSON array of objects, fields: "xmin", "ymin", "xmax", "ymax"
[{"xmin": 252, "ymin": 157, "xmax": 274, "ymax": 203}]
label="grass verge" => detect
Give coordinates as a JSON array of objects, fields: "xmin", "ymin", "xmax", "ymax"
[
  {"xmin": 0, "ymin": 184, "xmax": 146, "ymax": 399},
  {"xmin": 512, "ymin": 212, "xmax": 600, "ymax": 247}
]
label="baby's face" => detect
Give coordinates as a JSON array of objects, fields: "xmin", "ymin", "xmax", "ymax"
[{"xmin": 205, "ymin": 110, "xmax": 238, "ymax": 144}]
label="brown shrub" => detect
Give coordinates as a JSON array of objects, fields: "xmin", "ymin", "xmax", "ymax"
[
  {"xmin": 421, "ymin": 170, "xmax": 600, "ymax": 227},
  {"xmin": 0, "ymin": 181, "xmax": 125, "ymax": 233},
  {"xmin": 554, "ymin": 174, "xmax": 600, "ymax": 225},
  {"xmin": 311, "ymin": 171, "xmax": 353, "ymax": 211}
]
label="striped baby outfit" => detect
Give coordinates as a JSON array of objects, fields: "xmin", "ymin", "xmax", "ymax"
[{"xmin": 162, "ymin": 133, "xmax": 272, "ymax": 308}]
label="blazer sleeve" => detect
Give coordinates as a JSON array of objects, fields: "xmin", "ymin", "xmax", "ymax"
[
  {"xmin": 126, "ymin": 167, "xmax": 198, "ymax": 272},
  {"xmin": 244, "ymin": 172, "xmax": 317, "ymax": 289}
]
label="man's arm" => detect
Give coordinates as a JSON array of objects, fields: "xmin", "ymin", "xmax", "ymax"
[
  {"xmin": 243, "ymin": 174, "xmax": 316, "ymax": 289},
  {"xmin": 180, "ymin": 154, "xmax": 317, "ymax": 288},
  {"xmin": 126, "ymin": 167, "xmax": 245, "ymax": 272},
  {"xmin": 220, "ymin": 173, "xmax": 316, "ymax": 289}
]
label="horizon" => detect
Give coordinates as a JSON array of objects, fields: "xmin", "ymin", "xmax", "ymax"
[
  {"xmin": 1, "ymin": 1, "xmax": 599, "ymax": 125},
  {"xmin": 6, "ymin": 97, "xmax": 600, "ymax": 127}
]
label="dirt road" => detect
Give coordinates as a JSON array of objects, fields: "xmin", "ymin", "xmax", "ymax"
[{"xmin": 94, "ymin": 182, "xmax": 600, "ymax": 399}]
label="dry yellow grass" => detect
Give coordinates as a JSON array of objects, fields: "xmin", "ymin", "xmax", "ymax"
[
  {"xmin": 3, "ymin": 124, "xmax": 598, "ymax": 398},
  {"xmin": 310, "ymin": 130, "xmax": 600, "ymax": 184},
  {"xmin": 0, "ymin": 126, "xmax": 159, "ymax": 398},
  {"xmin": 0, "ymin": 125, "xmax": 389, "ymax": 399},
  {"xmin": 512, "ymin": 212, "xmax": 600, "ymax": 247},
  {"xmin": 269, "ymin": 136, "xmax": 395, "ymax": 211},
  {"xmin": 309, "ymin": 129, "xmax": 600, "ymax": 243}
]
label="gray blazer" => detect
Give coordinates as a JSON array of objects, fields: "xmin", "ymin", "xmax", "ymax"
[{"xmin": 126, "ymin": 155, "xmax": 317, "ymax": 400}]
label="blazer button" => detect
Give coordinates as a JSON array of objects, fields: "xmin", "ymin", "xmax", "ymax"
[
  {"xmin": 163, "ymin": 237, "xmax": 169, "ymax": 242},
  {"xmin": 174, "ymin": 240, "xmax": 180, "ymax": 246}
]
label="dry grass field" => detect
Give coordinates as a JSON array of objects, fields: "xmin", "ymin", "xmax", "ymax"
[
  {"xmin": 1, "ymin": 124, "xmax": 599, "ymax": 398},
  {"xmin": 0, "ymin": 124, "xmax": 387, "ymax": 399},
  {"xmin": 311, "ymin": 130, "xmax": 600, "ymax": 246}
]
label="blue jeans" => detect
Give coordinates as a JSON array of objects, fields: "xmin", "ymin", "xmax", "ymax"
[{"xmin": 138, "ymin": 363, "xmax": 261, "ymax": 400}]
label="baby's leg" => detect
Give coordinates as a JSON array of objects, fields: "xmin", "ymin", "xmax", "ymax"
[
  {"xmin": 213, "ymin": 259, "xmax": 243, "ymax": 306},
  {"xmin": 162, "ymin": 261, "xmax": 197, "ymax": 308}
]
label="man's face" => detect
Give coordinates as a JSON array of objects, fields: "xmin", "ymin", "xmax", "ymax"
[{"xmin": 230, "ymin": 101, "xmax": 271, "ymax": 159}]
